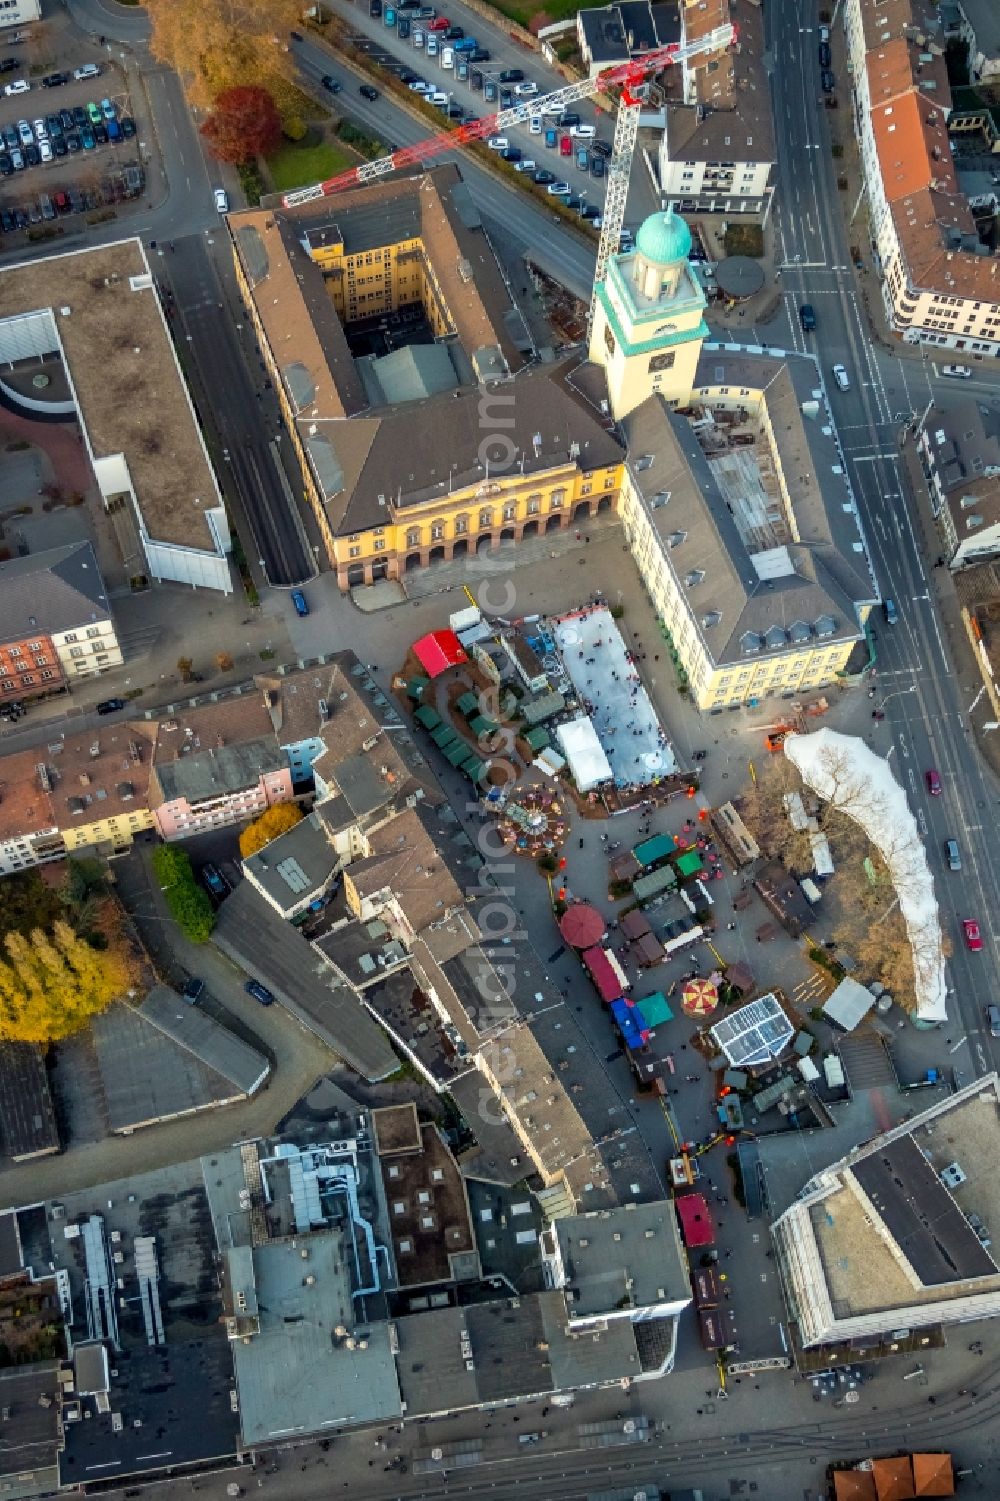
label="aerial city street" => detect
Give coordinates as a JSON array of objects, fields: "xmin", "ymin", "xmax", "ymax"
[{"xmin": 0, "ymin": 0, "xmax": 998, "ymax": 1498}]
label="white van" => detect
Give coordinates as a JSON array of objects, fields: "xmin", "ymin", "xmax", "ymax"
[
  {"xmin": 73, "ymin": 63, "xmax": 101, "ymax": 81},
  {"xmin": 529, "ymin": 115, "xmax": 542, "ymax": 133},
  {"xmin": 571, "ymin": 122, "xmax": 596, "ymax": 139},
  {"xmin": 941, "ymin": 364, "xmax": 972, "ymax": 379},
  {"xmin": 440, "ymin": 45, "xmax": 454, "ymax": 68},
  {"xmin": 831, "ymin": 363, "xmax": 850, "ymax": 392}
]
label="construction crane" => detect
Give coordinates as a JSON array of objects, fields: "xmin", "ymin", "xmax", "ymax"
[{"xmin": 283, "ymin": 23, "xmax": 736, "ymax": 321}]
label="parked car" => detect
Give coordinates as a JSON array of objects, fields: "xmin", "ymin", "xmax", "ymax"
[
  {"xmin": 559, "ymin": 134, "xmax": 572, "ymax": 156},
  {"xmin": 571, "ymin": 122, "xmax": 595, "ymax": 138},
  {"xmin": 107, "ymin": 117, "xmax": 120, "ymax": 142},
  {"xmin": 8, "ymin": 147, "xmax": 22, "ymax": 170},
  {"xmin": 533, "ymin": 168, "xmax": 555, "ymax": 184},
  {"xmin": 514, "ymin": 81, "xmax": 538, "ymax": 97},
  {"xmin": 925, "ymin": 768, "xmax": 941, "ymax": 795},
  {"xmin": 557, "ymin": 111, "xmax": 580, "ymax": 128},
  {"xmin": 0, "ymin": 152, "xmax": 9, "ymax": 176},
  {"xmin": 73, "ymin": 63, "xmax": 101, "ymax": 81},
  {"xmin": 290, "ymin": 588, "xmax": 310, "ymax": 617},
  {"xmin": 42, "ymin": 71, "xmax": 68, "ymax": 87},
  {"xmin": 799, "ymin": 303, "xmax": 817, "ymax": 331},
  {"xmin": 882, "ymin": 597, "xmax": 898, "ymax": 625},
  {"xmin": 65, "ymin": 131, "xmax": 80, "ymax": 152},
  {"xmin": 96, "ymin": 697, "xmax": 126, "ymax": 714},
  {"xmin": 941, "ymin": 364, "xmax": 972, "ymax": 378},
  {"xmin": 183, "ymin": 977, "xmax": 205, "ymax": 1003},
  {"xmin": 963, "ymin": 918, "xmax": 983, "ymax": 952},
  {"xmin": 214, "ymin": 186, "xmax": 229, "ymax": 212},
  {"xmin": 100, "ymin": 96, "xmax": 116, "ymax": 120},
  {"xmin": 73, "ymin": 104, "xmax": 88, "ymax": 127},
  {"xmin": 487, "ymin": 135, "xmax": 509, "ymax": 151},
  {"xmin": 4, "ymin": 79, "xmax": 31, "ymax": 96},
  {"xmin": 592, "ymin": 137, "xmax": 612, "ymax": 157},
  {"xmin": 818, "ymin": 41, "xmax": 831, "ymax": 66},
  {"xmin": 359, "ymin": 83, "xmax": 379, "ymax": 100},
  {"xmin": 544, "ymin": 127, "xmax": 557, "ymax": 149},
  {"xmin": 245, "ymin": 979, "xmax": 276, "ymax": 1006},
  {"xmin": 590, "ymin": 153, "xmax": 605, "ymax": 177},
  {"xmin": 24, "ymin": 140, "xmax": 39, "ymax": 165},
  {"xmin": 86, "ymin": 100, "xmax": 102, "ymax": 124},
  {"xmin": 17, "ymin": 118, "xmax": 32, "ymax": 146},
  {"xmin": 201, "ymin": 864, "xmax": 231, "ymax": 902},
  {"xmin": 498, "ymin": 68, "xmax": 523, "ymax": 82},
  {"xmin": 39, "ymin": 138, "xmax": 52, "ymax": 161},
  {"xmin": 529, "ymin": 115, "xmax": 542, "ymax": 133},
  {"xmin": 547, "ymin": 180, "xmax": 570, "ymax": 195},
  {"xmin": 821, "ymin": 68, "xmax": 835, "ymax": 92},
  {"xmin": 501, "ymin": 146, "xmax": 522, "ymax": 162},
  {"xmin": 93, "ymin": 121, "xmax": 108, "ymax": 144},
  {"xmin": 987, "ymin": 1002, "xmax": 1000, "ymax": 1037}
]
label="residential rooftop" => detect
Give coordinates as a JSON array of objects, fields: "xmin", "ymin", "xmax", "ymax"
[
  {"xmin": 0, "ymin": 1044, "xmax": 59, "ymax": 1162},
  {"xmin": 0, "ymin": 240, "xmax": 221, "ymax": 552},
  {"xmin": 663, "ymin": 0, "xmax": 775, "ymax": 166},
  {"xmin": 0, "ymin": 721, "xmax": 155, "ymax": 843},
  {"xmin": 0, "ymin": 542, "xmax": 113, "ymax": 642}
]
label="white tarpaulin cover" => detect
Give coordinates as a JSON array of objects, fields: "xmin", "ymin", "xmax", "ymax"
[
  {"xmin": 555, "ymin": 717, "xmax": 613, "ymax": 792},
  {"xmin": 785, "ymin": 728, "xmax": 947, "ymax": 1023}
]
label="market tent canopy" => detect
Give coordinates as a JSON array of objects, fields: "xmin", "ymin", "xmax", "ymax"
[
  {"xmin": 634, "ymin": 833, "xmax": 673, "ymax": 867},
  {"xmin": 675, "ymin": 1192, "xmax": 715, "ymax": 1247},
  {"xmin": 412, "ymin": 629, "xmax": 468, "ymax": 678},
  {"xmin": 555, "ymin": 717, "xmax": 613, "ymax": 792},
  {"xmin": 582, "ymin": 945, "xmax": 629, "ymax": 1002},
  {"xmin": 635, "ymin": 991, "xmax": 673, "ymax": 1027},
  {"xmin": 610, "ymin": 998, "xmax": 650, "ymax": 1052},
  {"xmin": 559, "ymin": 903, "xmax": 607, "ymax": 951},
  {"xmin": 823, "ymin": 977, "xmax": 875, "ymax": 1032},
  {"xmin": 413, "ymin": 704, "xmax": 441, "ymax": 731},
  {"xmin": 676, "ymin": 849, "xmax": 704, "ymax": 878}
]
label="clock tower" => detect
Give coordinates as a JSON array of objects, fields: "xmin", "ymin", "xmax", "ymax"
[{"xmin": 589, "ymin": 206, "xmax": 709, "ymax": 420}]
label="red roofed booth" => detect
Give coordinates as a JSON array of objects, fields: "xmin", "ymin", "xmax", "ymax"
[{"xmin": 412, "ymin": 630, "xmax": 467, "ymax": 678}]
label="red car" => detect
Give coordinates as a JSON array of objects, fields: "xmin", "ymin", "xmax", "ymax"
[
  {"xmin": 428, "ymin": 15, "xmax": 450, "ymax": 29},
  {"xmin": 926, "ymin": 768, "xmax": 941, "ymax": 795},
  {"xmin": 963, "ymin": 919, "xmax": 983, "ymax": 952}
]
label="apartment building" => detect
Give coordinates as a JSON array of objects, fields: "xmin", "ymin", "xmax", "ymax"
[
  {"xmin": 0, "ymin": 724, "xmax": 155, "ymax": 875},
  {"xmin": 917, "ymin": 397, "xmax": 1000, "ymax": 565},
  {"xmin": 0, "ymin": 543, "xmax": 122, "ymax": 706},
  {"xmin": 230, "ymin": 166, "xmax": 623, "ymax": 590},
  {"xmin": 147, "ymin": 697, "xmax": 294, "ymax": 841},
  {"xmin": 846, "ymin": 0, "xmax": 1000, "ymax": 353},
  {"xmin": 658, "ymin": 0, "xmax": 775, "ymax": 219}
]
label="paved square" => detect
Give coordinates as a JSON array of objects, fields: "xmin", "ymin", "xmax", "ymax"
[{"xmin": 553, "ymin": 605, "xmax": 678, "ymax": 784}]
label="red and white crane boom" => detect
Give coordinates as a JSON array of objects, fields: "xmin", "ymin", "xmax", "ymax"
[{"xmin": 283, "ymin": 23, "xmax": 736, "ymax": 322}]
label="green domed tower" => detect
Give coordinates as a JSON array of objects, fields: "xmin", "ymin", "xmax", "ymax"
[{"xmin": 589, "ymin": 205, "xmax": 708, "ymax": 419}]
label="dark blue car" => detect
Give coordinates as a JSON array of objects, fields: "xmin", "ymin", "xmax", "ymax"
[{"xmin": 291, "ymin": 588, "xmax": 309, "ymax": 617}]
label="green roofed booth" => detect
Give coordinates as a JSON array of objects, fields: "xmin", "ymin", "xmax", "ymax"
[{"xmin": 414, "ymin": 704, "xmax": 441, "ymax": 730}]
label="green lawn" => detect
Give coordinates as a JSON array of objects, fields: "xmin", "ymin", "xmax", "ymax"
[
  {"xmin": 490, "ymin": 0, "xmax": 580, "ymax": 28},
  {"xmin": 266, "ymin": 138, "xmax": 354, "ymax": 193}
]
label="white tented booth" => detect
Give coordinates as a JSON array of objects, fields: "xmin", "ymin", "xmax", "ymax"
[{"xmin": 555, "ymin": 717, "xmax": 613, "ymax": 793}]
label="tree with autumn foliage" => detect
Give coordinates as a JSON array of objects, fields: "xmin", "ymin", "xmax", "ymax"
[
  {"xmin": 147, "ymin": 0, "xmax": 300, "ymax": 112},
  {"xmin": 201, "ymin": 85, "xmax": 283, "ymax": 165},
  {"xmin": 239, "ymin": 802, "xmax": 304, "ymax": 859},
  {"xmin": 0, "ymin": 921, "xmax": 128, "ymax": 1044}
]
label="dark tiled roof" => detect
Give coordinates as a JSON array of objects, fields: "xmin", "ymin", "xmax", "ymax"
[{"xmin": 0, "ymin": 542, "xmax": 112, "ymax": 641}]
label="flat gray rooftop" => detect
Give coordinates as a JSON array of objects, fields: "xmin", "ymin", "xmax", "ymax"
[
  {"xmin": 231, "ymin": 1235, "xmax": 402, "ymax": 1441},
  {"xmin": 553, "ymin": 1203, "xmax": 689, "ymax": 1318}
]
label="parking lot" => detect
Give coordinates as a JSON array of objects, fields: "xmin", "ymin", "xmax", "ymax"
[
  {"xmin": 338, "ymin": 0, "xmax": 617, "ymax": 219},
  {"xmin": 0, "ymin": 40, "xmax": 142, "ymax": 238}
]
